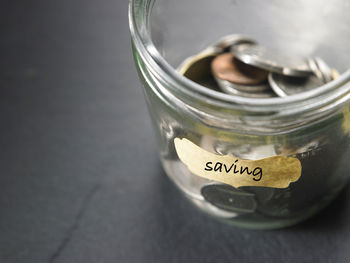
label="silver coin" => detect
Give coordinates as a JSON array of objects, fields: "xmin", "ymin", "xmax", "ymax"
[
  {"xmin": 211, "ymin": 34, "xmax": 257, "ymax": 52},
  {"xmin": 216, "ymin": 78, "xmax": 276, "ymax": 98},
  {"xmin": 268, "ymin": 72, "xmax": 325, "ymax": 97},
  {"xmin": 308, "ymin": 58, "xmax": 324, "ymax": 81},
  {"xmin": 232, "ymin": 43, "xmax": 313, "ymax": 77},
  {"xmin": 314, "ymin": 57, "xmax": 333, "ymax": 83},
  {"xmin": 276, "ymin": 136, "xmax": 328, "ymax": 156},
  {"xmin": 240, "ymin": 186, "xmax": 276, "ymax": 206},
  {"xmin": 215, "ymin": 77, "xmax": 269, "ymax": 92},
  {"xmin": 254, "ymin": 188, "xmax": 291, "ymax": 217},
  {"xmin": 201, "ymin": 183, "xmax": 257, "ymax": 213}
]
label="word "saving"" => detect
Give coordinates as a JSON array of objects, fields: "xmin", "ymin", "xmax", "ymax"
[{"xmin": 204, "ymin": 160, "xmax": 262, "ymax": 181}]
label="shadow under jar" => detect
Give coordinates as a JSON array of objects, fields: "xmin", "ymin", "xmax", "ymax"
[{"xmin": 129, "ymin": 0, "xmax": 350, "ymax": 229}]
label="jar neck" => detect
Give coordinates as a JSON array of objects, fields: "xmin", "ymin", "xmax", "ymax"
[{"xmin": 129, "ymin": 0, "xmax": 350, "ymax": 134}]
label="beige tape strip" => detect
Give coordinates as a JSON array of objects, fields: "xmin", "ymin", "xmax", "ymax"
[{"xmin": 174, "ymin": 138, "xmax": 301, "ymax": 189}]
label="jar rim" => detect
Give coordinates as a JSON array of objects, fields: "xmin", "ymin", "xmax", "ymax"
[{"xmin": 128, "ymin": 0, "xmax": 350, "ymax": 115}]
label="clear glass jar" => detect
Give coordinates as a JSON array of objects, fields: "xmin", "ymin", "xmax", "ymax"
[{"xmin": 129, "ymin": 0, "xmax": 350, "ymax": 229}]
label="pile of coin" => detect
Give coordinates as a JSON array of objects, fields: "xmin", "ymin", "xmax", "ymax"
[{"xmin": 178, "ymin": 34, "xmax": 339, "ymax": 98}]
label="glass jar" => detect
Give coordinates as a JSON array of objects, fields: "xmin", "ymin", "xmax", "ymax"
[{"xmin": 129, "ymin": 0, "xmax": 350, "ymax": 229}]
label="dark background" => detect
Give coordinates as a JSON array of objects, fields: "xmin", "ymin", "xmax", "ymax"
[{"xmin": 1, "ymin": 0, "xmax": 350, "ymax": 262}]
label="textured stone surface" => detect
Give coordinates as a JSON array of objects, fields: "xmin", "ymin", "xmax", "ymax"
[{"xmin": 0, "ymin": 1, "xmax": 349, "ymax": 262}]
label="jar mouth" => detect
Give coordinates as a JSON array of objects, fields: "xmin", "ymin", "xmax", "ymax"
[{"xmin": 129, "ymin": 0, "xmax": 350, "ymax": 115}]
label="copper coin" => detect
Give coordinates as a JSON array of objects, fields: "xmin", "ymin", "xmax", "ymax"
[{"xmin": 211, "ymin": 53, "xmax": 268, "ymax": 85}]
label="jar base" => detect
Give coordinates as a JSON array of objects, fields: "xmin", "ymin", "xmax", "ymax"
[
  {"xmin": 191, "ymin": 182, "xmax": 344, "ymax": 230},
  {"xmin": 162, "ymin": 158, "xmax": 346, "ymax": 230}
]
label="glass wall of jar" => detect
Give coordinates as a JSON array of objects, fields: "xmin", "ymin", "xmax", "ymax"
[{"xmin": 129, "ymin": 0, "xmax": 350, "ymax": 229}]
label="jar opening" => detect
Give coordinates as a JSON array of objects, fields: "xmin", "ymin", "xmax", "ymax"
[{"xmin": 129, "ymin": 0, "xmax": 350, "ymax": 119}]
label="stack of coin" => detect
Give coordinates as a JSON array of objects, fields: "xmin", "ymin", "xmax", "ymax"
[{"xmin": 178, "ymin": 34, "xmax": 339, "ymax": 98}]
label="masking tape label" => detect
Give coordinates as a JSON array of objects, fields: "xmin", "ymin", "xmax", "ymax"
[{"xmin": 174, "ymin": 138, "xmax": 301, "ymax": 189}]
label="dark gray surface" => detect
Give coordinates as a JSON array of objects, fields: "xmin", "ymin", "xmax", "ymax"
[{"xmin": 0, "ymin": 1, "xmax": 350, "ymax": 262}]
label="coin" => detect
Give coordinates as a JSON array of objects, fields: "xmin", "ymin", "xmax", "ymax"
[
  {"xmin": 178, "ymin": 47, "xmax": 220, "ymax": 79},
  {"xmin": 331, "ymin": 69, "xmax": 340, "ymax": 79},
  {"xmin": 268, "ymin": 72, "xmax": 325, "ymax": 97},
  {"xmin": 232, "ymin": 43, "xmax": 313, "ymax": 77},
  {"xmin": 254, "ymin": 189, "xmax": 291, "ymax": 218},
  {"xmin": 177, "ymin": 47, "xmax": 222, "ymax": 91},
  {"xmin": 211, "ymin": 53, "xmax": 269, "ymax": 85},
  {"xmin": 211, "ymin": 34, "xmax": 257, "ymax": 52},
  {"xmin": 308, "ymin": 58, "xmax": 324, "ymax": 81},
  {"xmin": 276, "ymin": 136, "xmax": 328, "ymax": 156},
  {"xmin": 215, "ymin": 78, "xmax": 276, "ymax": 98},
  {"xmin": 201, "ymin": 183, "xmax": 257, "ymax": 213},
  {"xmin": 314, "ymin": 57, "xmax": 333, "ymax": 83},
  {"xmin": 241, "ymin": 186, "xmax": 276, "ymax": 205},
  {"xmin": 216, "ymin": 78, "xmax": 269, "ymax": 93}
]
